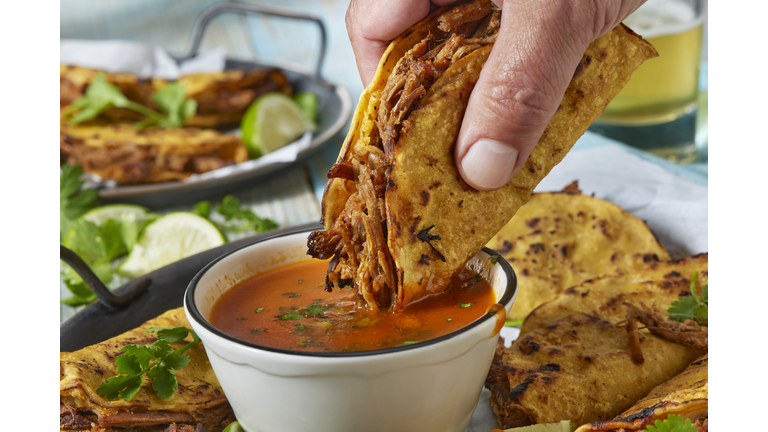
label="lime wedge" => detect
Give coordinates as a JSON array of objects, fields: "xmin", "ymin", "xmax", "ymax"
[
  {"xmin": 222, "ymin": 422, "xmax": 244, "ymax": 432},
  {"xmin": 292, "ymin": 91, "xmax": 319, "ymax": 123},
  {"xmin": 504, "ymin": 421, "xmax": 573, "ymax": 432},
  {"xmin": 63, "ymin": 204, "xmax": 155, "ymax": 248},
  {"xmin": 118, "ymin": 212, "xmax": 226, "ymax": 278},
  {"xmin": 240, "ymin": 92, "xmax": 316, "ymax": 158}
]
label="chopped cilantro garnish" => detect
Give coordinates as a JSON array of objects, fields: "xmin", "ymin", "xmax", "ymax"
[
  {"xmin": 489, "ymin": 256, "xmax": 499, "ymax": 264},
  {"xmin": 298, "ymin": 279, "xmax": 304, "ymax": 284},
  {"xmin": 283, "ymin": 292, "xmax": 301, "ymax": 298},
  {"xmin": 469, "ymin": 274, "xmax": 482, "ymax": 282},
  {"xmin": 446, "ymin": 318, "xmax": 453, "ymax": 322},
  {"xmin": 276, "ymin": 313, "xmax": 304, "ymax": 320},
  {"xmin": 456, "ymin": 301, "xmax": 475, "ymax": 308},
  {"xmin": 254, "ymin": 308, "xmax": 264, "ymax": 313},
  {"xmin": 395, "ymin": 340, "xmax": 419, "ymax": 347},
  {"xmin": 235, "ymin": 317, "xmax": 246, "ymax": 321},
  {"xmin": 294, "ymin": 324, "xmax": 306, "ymax": 335},
  {"xmin": 250, "ymin": 328, "xmax": 266, "ymax": 334}
]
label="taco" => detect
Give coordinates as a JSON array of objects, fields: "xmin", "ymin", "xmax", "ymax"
[
  {"xmin": 60, "ymin": 308, "xmax": 235, "ymax": 431},
  {"xmin": 307, "ymin": 0, "xmax": 658, "ymax": 311},
  {"xmin": 574, "ymin": 354, "xmax": 708, "ymax": 432}
]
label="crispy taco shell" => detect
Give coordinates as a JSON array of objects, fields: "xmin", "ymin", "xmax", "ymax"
[
  {"xmin": 486, "ymin": 187, "xmax": 670, "ymax": 320},
  {"xmin": 60, "ymin": 64, "xmax": 292, "ymax": 127},
  {"xmin": 308, "ymin": 0, "xmax": 658, "ymax": 311},
  {"xmin": 60, "ymin": 308, "xmax": 234, "ymax": 431},
  {"xmin": 486, "ymin": 254, "xmax": 707, "ymax": 429},
  {"xmin": 60, "ymin": 121, "xmax": 248, "ymax": 184},
  {"xmin": 574, "ymin": 354, "xmax": 708, "ymax": 431}
]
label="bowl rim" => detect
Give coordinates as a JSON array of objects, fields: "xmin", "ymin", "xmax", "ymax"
[{"xmin": 185, "ymin": 226, "xmax": 517, "ymax": 358}]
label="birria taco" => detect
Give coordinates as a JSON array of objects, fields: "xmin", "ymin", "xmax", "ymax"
[{"xmin": 307, "ymin": 0, "xmax": 658, "ymax": 311}]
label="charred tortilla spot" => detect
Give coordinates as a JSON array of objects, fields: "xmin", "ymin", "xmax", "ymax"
[
  {"xmin": 508, "ymin": 380, "xmax": 533, "ymax": 401},
  {"xmin": 458, "ymin": 200, "xmax": 464, "ymax": 207},
  {"xmin": 665, "ymin": 271, "xmax": 681, "ymax": 278},
  {"xmin": 417, "ymin": 225, "xmax": 446, "ymax": 262},
  {"xmin": 561, "ymin": 245, "xmax": 568, "ymax": 257},
  {"xmin": 522, "ymin": 269, "xmax": 529, "ymax": 276},
  {"xmin": 419, "ymin": 254, "xmax": 430, "ymax": 265},
  {"xmin": 527, "ymin": 243, "xmax": 545, "ymax": 254},
  {"xmin": 428, "ymin": 181, "xmax": 441, "ymax": 189},
  {"xmin": 539, "ymin": 363, "xmax": 561, "ymax": 372},
  {"xmin": 388, "ymin": 178, "xmax": 396, "ymax": 188},
  {"xmin": 526, "ymin": 218, "xmax": 540, "ymax": 228},
  {"xmin": 518, "ymin": 339, "xmax": 540, "ymax": 355},
  {"xmin": 529, "ymin": 165, "xmax": 535, "ymax": 173},
  {"xmin": 643, "ymin": 253, "xmax": 659, "ymax": 263},
  {"xmin": 496, "ymin": 240, "xmax": 513, "ymax": 255},
  {"xmin": 420, "ymin": 190, "xmax": 430, "ymax": 206},
  {"xmin": 581, "ymin": 290, "xmax": 590, "ymax": 298}
]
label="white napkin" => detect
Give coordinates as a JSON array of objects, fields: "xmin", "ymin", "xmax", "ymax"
[{"xmin": 60, "ymin": 39, "xmax": 226, "ymax": 79}]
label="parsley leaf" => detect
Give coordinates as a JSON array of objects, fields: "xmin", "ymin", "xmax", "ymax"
[
  {"xmin": 642, "ymin": 414, "xmax": 696, "ymax": 432},
  {"xmin": 97, "ymin": 326, "xmax": 201, "ymax": 401},
  {"xmin": 60, "ymin": 164, "xmax": 98, "ymax": 240},
  {"xmin": 668, "ymin": 271, "xmax": 708, "ymax": 326},
  {"xmin": 192, "ymin": 200, "xmax": 211, "ymax": 218},
  {"xmin": 456, "ymin": 301, "xmax": 475, "ymax": 308}
]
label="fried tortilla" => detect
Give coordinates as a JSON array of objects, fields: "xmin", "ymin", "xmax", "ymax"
[
  {"xmin": 307, "ymin": 0, "xmax": 658, "ymax": 312},
  {"xmin": 486, "ymin": 254, "xmax": 707, "ymax": 429},
  {"xmin": 60, "ymin": 64, "xmax": 292, "ymax": 127},
  {"xmin": 60, "ymin": 121, "xmax": 248, "ymax": 184},
  {"xmin": 60, "ymin": 307, "xmax": 235, "ymax": 431},
  {"xmin": 574, "ymin": 354, "xmax": 708, "ymax": 431},
  {"xmin": 486, "ymin": 185, "xmax": 669, "ymax": 320}
]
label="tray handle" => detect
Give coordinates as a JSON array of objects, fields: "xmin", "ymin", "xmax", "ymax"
[
  {"xmin": 61, "ymin": 245, "xmax": 150, "ymax": 308},
  {"xmin": 178, "ymin": 2, "xmax": 327, "ymax": 78}
]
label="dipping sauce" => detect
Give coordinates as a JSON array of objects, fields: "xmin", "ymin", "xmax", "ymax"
[{"xmin": 209, "ymin": 259, "xmax": 496, "ymax": 352}]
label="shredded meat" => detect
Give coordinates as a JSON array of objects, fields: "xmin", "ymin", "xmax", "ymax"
[
  {"xmin": 307, "ymin": 0, "xmax": 499, "ymax": 311},
  {"xmin": 695, "ymin": 418, "xmax": 708, "ymax": 432},
  {"xmin": 60, "ymin": 402, "xmax": 234, "ymax": 432},
  {"xmin": 61, "ymin": 404, "xmax": 95, "ymax": 430},
  {"xmin": 623, "ymin": 303, "xmax": 645, "ymax": 364},
  {"xmin": 624, "ymin": 302, "xmax": 708, "ymax": 350},
  {"xmin": 438, "ymin": 0, "xmax": 493, "ymax": 32}
]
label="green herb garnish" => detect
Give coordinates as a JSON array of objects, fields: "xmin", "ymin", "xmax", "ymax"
[
  {"xmin": 255, "ymin": 308, "xmax": 264, "ymax": 313},
  {"xmin": 298, "ymin": 279, "xmax": 304, "ymax": 284},
  {"xmin": 277, "ymin": 313, "xmax": 304, "ymax": 320},
  {"xmin": 235, "ymin": 317, "xmax": 246, "ymax": 321},
  {"xmin": 214, "ymin": 195, "xmax": 278, "ymax": 233},
  {"xmin": 504, "ymin": 319, "xmax": 524, "ymax": 327},
  {"xmin": 488, "ymin": 256, "xmax": 499, "ymax": 265},
  {"xmin": 667, "ymin": 271, "xmax": 708, "ymax": 326},
  {"xmin": 63, "ymin": 72, "xmax": 196, "ymax": 128},
  {"xmin": 250, "ymin": 328, "xmax": 266, "ymax": 334},
  {"xmin": 446, "ymin": 318, "xmax": 453, "ymax": 322},
  {"xmin": 60, "ymin": 164, "xmax": 98, "ymax": 241},
  {"xmin": 395, "ymin": 340, "xmax": 419, "ymax": 347},
  {"xmin": 96, "ymin": 327, "xmax": 200, "ymax": 401},
  {"xmin": 283, "ymin": 292, "xmax": 301, "ymax": 298},
  {"xmin": 642, "ymin": 414, "xmax": 696, "ymax": 432},
  {"xmin": 456, "ymin": 301, "xmax": 475, "ymax": 308},
  {"xmin": 294, "ymin": 324, "xmax": 306, "ymax": 335}
]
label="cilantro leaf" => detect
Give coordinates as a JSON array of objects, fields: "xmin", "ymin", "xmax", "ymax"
[
  {"xmin": 668, "ymin": 271, "xmax": 708, "ymax": 326},
  {"xmin": 215, "ymin": 195, "xmax": 279, "ymax": 233},
  {"xmin": 60, "ymin": 279, "xmax": 98, "ymax": 306},
  {"xmin": 66, "ymin": 72, "xmax": 132, "ymax": 124},
  {"xmin": 192, "ymin": 200, "xmax": 211, "ymax": 218},
  {"xmin": 277, "ymin": 314, "xmax": 304, "ymax": 320},
  {"xmin": 642, "ymin": 414, "xmax": 696, "ymax": 432},
  {"xmin": 97, "ymin": 326, "xmax": 201, "ymax": 401},
  {"xmin": 151, "ymin": 82, "xmax": 197, "ymax": 128},
  {"xmin": 456, "ymin": 301, "xmax": 475, "ymax": 308}
]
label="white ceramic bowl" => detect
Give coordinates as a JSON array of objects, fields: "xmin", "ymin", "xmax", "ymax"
[{"xmin": 185, "ymin": 227, "xmax": 517, "ymax": 432}]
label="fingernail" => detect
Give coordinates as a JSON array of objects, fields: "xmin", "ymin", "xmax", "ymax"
[{"xmin": 460, "ymin": 139, "xmax": 519, "ymax": 190}]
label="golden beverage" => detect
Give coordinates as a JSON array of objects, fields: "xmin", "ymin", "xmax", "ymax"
[{"xmin": 599, "ymin": 0, "xmax": 703, "ymax": 125}]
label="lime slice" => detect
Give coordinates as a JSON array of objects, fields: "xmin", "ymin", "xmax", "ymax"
[
  {"xmin": 240, "ymin": 92, "xmax": 316, "ymax": 158},
  {"xmin": 63, "ymin": 204, "xmax": 155, "ymax": 248},
  {"xmin": 504, "ymin": 421, "xmax": 572, "ymax": 432},
  {"xmin": 118, "ymin": 212, "xmax": 226, "ymax": 278},
  {"xmin": 292, "ymin": 91, "xmax": 319, "ymax": 123},
  {"xmin": 222, "ymin": 422, "xmax": 245, "ymax": 432}
]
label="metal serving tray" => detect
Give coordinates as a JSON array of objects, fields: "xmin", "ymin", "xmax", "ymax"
[{"xmin": 90, "ymin": 3, "xmax": 352, "ymax": 207}]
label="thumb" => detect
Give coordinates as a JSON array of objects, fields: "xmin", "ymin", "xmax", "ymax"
[{"xmin": 455, "ymin": 0, "xmax": 606, "ymax": 191}]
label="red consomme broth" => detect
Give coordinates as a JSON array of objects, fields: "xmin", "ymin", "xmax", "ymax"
[{"xmin": 209, "ymin": 259, "xmax": 496, "ymax": 352}]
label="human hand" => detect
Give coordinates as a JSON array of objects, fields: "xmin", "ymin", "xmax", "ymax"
[{"xmin": 346, "ymin": 0, "xmax": 645, "ymax": 190}]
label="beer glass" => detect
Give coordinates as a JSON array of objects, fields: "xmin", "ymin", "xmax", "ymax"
[{"xmin": 589, "ymin": 0, "xmax": 705, "ymax": 163}]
